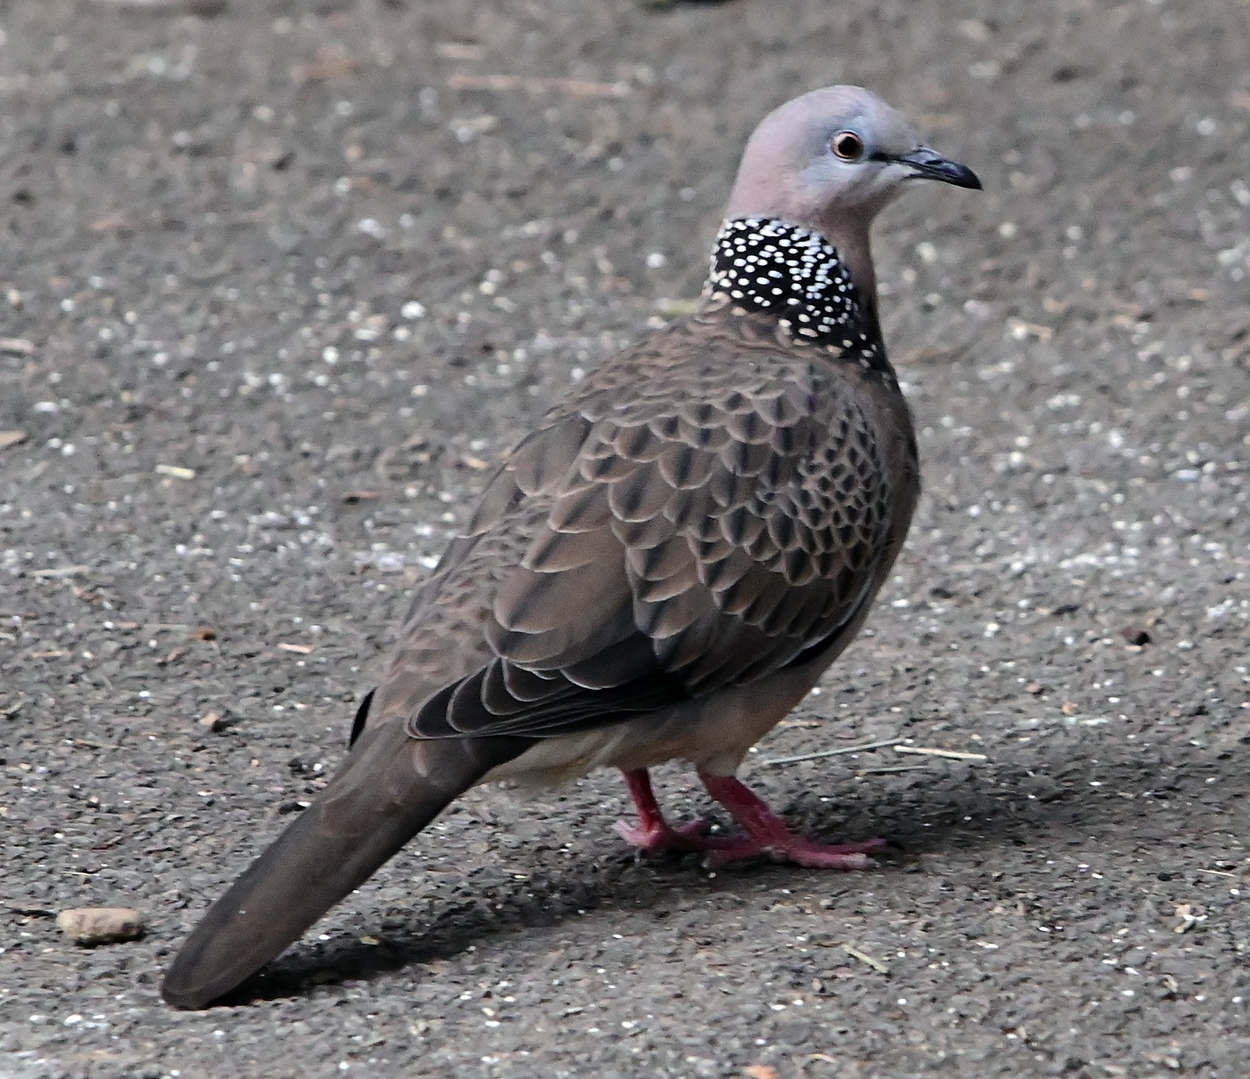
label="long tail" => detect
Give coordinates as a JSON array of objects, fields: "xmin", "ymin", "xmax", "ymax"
[{"xmin": 161, "ymin": 725, "xmax": 530, "ymax": 1009}]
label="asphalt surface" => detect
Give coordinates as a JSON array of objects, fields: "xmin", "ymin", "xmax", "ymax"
[{"xmin": 1, "ymin": 1, "xmax": 1248, "ymax": 1077}]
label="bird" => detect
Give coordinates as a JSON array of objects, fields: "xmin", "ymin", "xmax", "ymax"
[{"xmin": 162, "ymin": 84, "xmax": 980, "ymax": 1009}]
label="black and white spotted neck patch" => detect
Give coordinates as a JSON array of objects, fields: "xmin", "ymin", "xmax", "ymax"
[{"xmin": 705, "ymin": 216, "xmax": 883, "ymax": 364}]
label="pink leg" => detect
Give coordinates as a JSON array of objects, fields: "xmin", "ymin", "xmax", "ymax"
[
  {"xmin": 614, "ymin": 768, "xmax": 736, "ymax": 854},
  {"xmin": 698, "ymin": 772, "xmax": 885, "ymax": 870}
]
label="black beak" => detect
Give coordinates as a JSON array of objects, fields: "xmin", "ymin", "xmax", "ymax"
[{"xmin": 897, "ymin": 146, "xmax": 982, "ymax": 190}]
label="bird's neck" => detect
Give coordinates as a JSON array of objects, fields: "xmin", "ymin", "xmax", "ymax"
[
  {"xmin": 704, "ymin": 217, "xmax": 881, "ymax": 347},
  {"xmin": 818, "ymin": 218, "xmax": 879, "ymax": 321}
]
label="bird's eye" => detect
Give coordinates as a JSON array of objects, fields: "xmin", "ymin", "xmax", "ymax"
[{"xmin": 831, "ymin": 131, "xmax": 865, "ymax": 161}]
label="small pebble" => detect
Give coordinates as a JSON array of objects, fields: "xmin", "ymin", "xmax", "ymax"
[
  {"xmin": 57, "ymin": 908, "xmax": 145, "ymax": 946},
  {"xmin": 200, "ymin": 710, "xmax": 229, "ymax": 732}
]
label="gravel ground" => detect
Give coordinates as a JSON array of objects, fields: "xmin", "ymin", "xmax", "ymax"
[{"xmin": 1, "ymin": 1, "xmax": 1248, "ymax": 1076}]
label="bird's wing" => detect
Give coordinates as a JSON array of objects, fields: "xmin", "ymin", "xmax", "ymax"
[{"xmin": 364, "ymin": 313, "xmax": 905, "ymax": 742}]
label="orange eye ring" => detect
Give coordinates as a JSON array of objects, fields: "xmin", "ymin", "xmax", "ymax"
[{"xmin": 831, "ymin": 131, "xmax": 865, "ymax": 161}]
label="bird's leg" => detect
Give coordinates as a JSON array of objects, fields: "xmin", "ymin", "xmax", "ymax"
[
  {"xmin": 697, "ymin": 772, "xmax": 885, "ymax": 870},
  {"xmin": 614, "ymin": 768, "xmax": 735, "ymax": 853}
]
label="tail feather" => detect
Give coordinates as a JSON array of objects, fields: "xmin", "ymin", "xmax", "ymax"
[{"xmin": 161, "ymin": 726, "xmax": 530, "ymax": 1009}]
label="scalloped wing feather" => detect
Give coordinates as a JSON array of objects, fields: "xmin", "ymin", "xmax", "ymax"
[{"xmin": 361, "ymin": 309, "xmax": 917, "ymax": 746}]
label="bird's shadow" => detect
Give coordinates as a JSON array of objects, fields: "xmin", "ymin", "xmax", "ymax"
[{"xmin": 210, "ymin": 734, "xmax": 1244, "ymax": 1006}]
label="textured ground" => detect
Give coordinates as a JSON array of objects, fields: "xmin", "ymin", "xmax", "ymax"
[{"xmin": 1, "ymin": 1, "xmax": 1248, "ymax": 1076}]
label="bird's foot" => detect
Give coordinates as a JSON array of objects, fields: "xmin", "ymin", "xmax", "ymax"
[
  {"xmin": 618, "ymin": 768, "xmax": 884, "ymax": 869},
  {"xmin": 699, "ymin": 771, "xmax": 884, "ymax": 870},
  {"xmin": 700, "ymin": 833, "xmax": 885, "ymax": 870},
  {"xmin": 616, "ymin": 767, "xmax": 738, "ymax": 856},
  {"xmin": 613, "ymin": 815, "xmax": 736, "ymax": 854}
]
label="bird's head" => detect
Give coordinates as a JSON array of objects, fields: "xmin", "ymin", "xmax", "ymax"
[{"xmin": 725, "ymin": 85, "xmax": 980, "ymax": 307}]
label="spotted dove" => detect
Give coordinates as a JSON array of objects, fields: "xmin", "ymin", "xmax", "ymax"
[{"xmin": 162, "ymin": 85, "xmax": 980, "ymax": 1009}]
